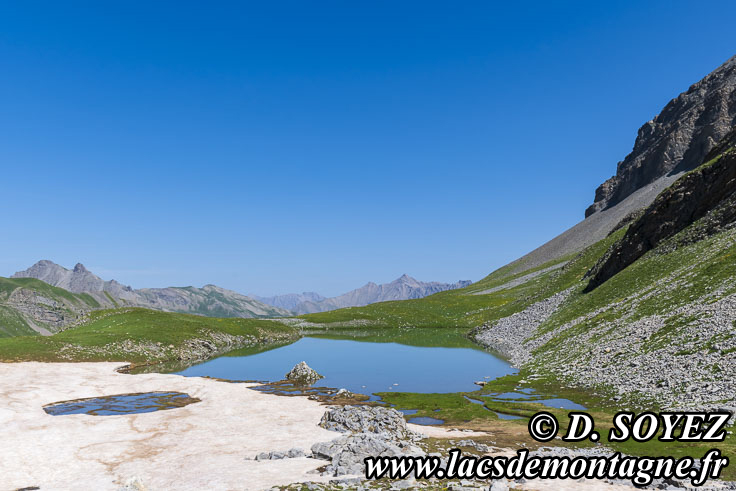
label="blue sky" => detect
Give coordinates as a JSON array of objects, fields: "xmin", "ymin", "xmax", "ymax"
[{"xmin": 1, "ymin": 1, "xmax": 734, "ymax": 296}]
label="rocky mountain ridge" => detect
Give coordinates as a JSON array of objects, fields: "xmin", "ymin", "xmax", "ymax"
[
  {"xmin": 586, "ymin": 54, "xmax": 736, "ymax": 217},
  {"xmin": 257, "ymin": 274, "xmax": 472, "ymax": 315},
  {"xmin": 12, "ymin": 261, "xmax": 290, "ymax": 320}
]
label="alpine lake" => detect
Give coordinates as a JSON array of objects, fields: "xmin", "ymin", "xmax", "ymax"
[{"xmin": 146, "ymin": 328, "xmax": 587, "ymax": 425}]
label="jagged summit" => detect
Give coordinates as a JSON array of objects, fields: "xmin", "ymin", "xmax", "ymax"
[
  {"xmin": 12, "ymin": 260, "xmax": 289, "ymax": 319},
  {"xmin": 586, "ymin": 53, "xmax": 736, "ymax": 217},
  {"xmin": 394, "ymin": 274, "xmax": 419, "ymax": 285},
  {"xmin": 13, "ymin": 260, "xmax": 108, "ymax": 294}
]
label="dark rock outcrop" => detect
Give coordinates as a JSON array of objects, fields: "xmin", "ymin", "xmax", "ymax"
[
  {"xmin": 586, "ymin": 54, "xmax": 736, "ymax": 217},
  {"xmin": 585, "ymin": 128, "xmax": 736, "ymax": 291}
]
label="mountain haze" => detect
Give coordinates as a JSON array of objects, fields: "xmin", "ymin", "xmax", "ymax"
[
  {"xmin": 257, "ymin": 274, "xmax": 472, "ymax": 315},
  {"xmin": 252, "ymin": 292, "xmax": 326, "ymax": 312}
]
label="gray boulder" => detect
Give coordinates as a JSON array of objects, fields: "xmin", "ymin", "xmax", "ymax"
[
  {"xmin": 311, "ymin": 406, "xmax": 425, "ymax": 477},
  {"xmin": 285, "ymin": 361, "xmax": 323, "ymax": 385},
  {"xmin": 312, "ymin": 433, "xmax": 424, "ymax": 476},
  {"xmin": 319, "ymin": 405, "xmax": 412, "ymax": 440}
]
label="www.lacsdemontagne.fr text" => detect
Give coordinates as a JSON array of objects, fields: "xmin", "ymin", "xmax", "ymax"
[
  {"xmin": 365, "ymin": 448, "xmax": 728, "ymax": 487},
  {"xmin": 365, "ymin": 411, "xmax": 732, "ymax": 487}
]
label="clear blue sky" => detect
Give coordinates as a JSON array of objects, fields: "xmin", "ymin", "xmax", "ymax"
[{"xmin": 1, "ymin": 1, "xmax": 734, "ymax": 296}]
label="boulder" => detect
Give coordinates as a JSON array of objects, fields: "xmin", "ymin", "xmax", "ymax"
[
  {"xmin": 319, "ymin": 405, "xmax": 412, "ymax": 440},
  {"xmin": 285, "ymin": 361, "xmax": 323, "ymax": 385},
  {"xmin": 311, "ymin": 406, "xmax": 425, "ymax": 477}
]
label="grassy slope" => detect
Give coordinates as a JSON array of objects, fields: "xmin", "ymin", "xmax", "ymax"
[
  {"xmin": 526, "ymin": 140, "xmax": 736, "ymax": 378},
  {"xmin": 0, "ymin": 277, "xmax": 102, "ymax": 337},
  {"xmin": 0, "ymin": 305, "xmax": 37, "ymax": 337},
  {"xmin": 0, "ymin": 308, "xmax": 298, "ymax": 363}
]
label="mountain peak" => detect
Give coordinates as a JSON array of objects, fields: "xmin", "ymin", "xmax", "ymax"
[
  {"xmin": 13, "ymin": 259, "xmax": 66, "ymax": 276},
  {"xmin": 12, "ymin": 260, "xmax": 103, "ymax": 293},
  {"xmin": 392, "ymin": 274, "xmax": 421, "ymax": 287}
]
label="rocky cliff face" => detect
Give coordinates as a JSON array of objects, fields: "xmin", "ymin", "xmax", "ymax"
[
  {"xmin": 262, "ymin": 274, "xmax": 472, "ymax": 315},
  {"xmin": 586, "ymin": 54, "xmax": 736, "ymax": 217},
  {"xmin": 12, "ymin": 261, "xmax": 290, "ymax": 319},
  {"xmin": 0, "ymin": 276, "xmax": 102, "ymax": 336},
  {"xmin": 586, "ymin": 127, "xmax": 736, "ymax": 290}
]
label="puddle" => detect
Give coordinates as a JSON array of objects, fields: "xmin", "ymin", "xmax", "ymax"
[
  {"xmin": 408, "ymin": 416, "xmax": 445, "ymax": 425},
  {"xmin": 43, "ymin": 392, "xmax": 200, "ymax": 416},
  {"xmin": 488, "ymin": 391, "xmax": 536, "ymax": 400},
  {"xmin": 484, "ymin": 390, "xmax": 586, "ymax": 410},
  {"xmin": 535, "ymin": 398, "xmax": 586, "ymax": 410},
  {"xmin": 398, "ymin": 409, "xmax": 418, "ymax": 416}
]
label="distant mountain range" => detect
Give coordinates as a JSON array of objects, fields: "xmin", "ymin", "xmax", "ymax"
[
  {"xmin": 254, "ymin": 274, "xmax": 472, "ymax": 314},
  {"xmin": 12, "ymin": 260, "xmax": 290, "ymax": 319},
  {"xmin": 9, "ymin": 261, "xmax": 472, "ymax": 327}
]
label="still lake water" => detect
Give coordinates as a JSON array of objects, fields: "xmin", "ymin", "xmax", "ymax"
[{"xmin": 176, "ymin": 335, "xmax": 516, "ymax": 396}]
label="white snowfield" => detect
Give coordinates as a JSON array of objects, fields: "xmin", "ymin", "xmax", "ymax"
[{"xmin": 0, "ymin": 362, "xmax": 339, "ymax": 490}]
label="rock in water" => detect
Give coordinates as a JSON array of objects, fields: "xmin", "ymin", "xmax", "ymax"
[{"xmin": 284, "ymin": 361, "xmax": 323, "ymax": 385}]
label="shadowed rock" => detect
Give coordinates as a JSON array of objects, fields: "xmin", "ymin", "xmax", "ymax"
[{"xmin": 586, "ymin": 128, "xmax": 736, "ymax": 291}]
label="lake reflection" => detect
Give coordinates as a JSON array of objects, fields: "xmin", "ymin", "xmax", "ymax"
[{"xmin": 176, "ymin": 335, "xmax": 516, "ymax": 396}]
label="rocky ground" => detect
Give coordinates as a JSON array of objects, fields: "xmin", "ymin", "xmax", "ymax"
[{"xmin": 471, "ymin": 288, "xmax": 574, "ymax": 362}]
